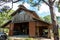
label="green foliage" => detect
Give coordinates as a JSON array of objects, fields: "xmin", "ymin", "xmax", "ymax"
[
  {"xmin": 58, "ymin": 0, "xmax": 60, "ymax": 12},
  {"xmin": 43, "ymin": 15, "xmax": 60, "ymax": 24},
  {"xmin": 29, "ymin": 0, "xmax": 33, "ymax": 3},
  {"xmin": 59, "ymin": 28, "xmax": 60, "ymax": 36},
  {"xmin": 0, "ymin": 10, "xmax": 14, "ymax": 27},
  {"xmin": 40, "ymin": 17, "xmax": 44, "ymax": 20},
  {"xmin": 55, "ymin": 1, "xmax": 60, "ymax": 12},
  {"xmin": 25, "ymin": 38, "xmax": 31, "ymax": 40},
  {"xmin": 43, "ymin": 15, "xmax": 52, "ymax": 23},
  {"xmin": 27, "ymin": 0, "xmax": 41, "ymax": 6},
  {"xmin": 58, "ymin": 6, "xmax": 60, "ymax": 12},
  {"xmin": 56, "ymin": 16, "xmax": 60, "ymax": 24},
  {"xmin": 27, "ymin": 0, "xmax": 60, "ymax": 12}
]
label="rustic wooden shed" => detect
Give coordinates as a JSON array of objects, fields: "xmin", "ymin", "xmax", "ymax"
[{"xmin": 1, "ymin": 5, "xmax": 52, "ymax": 38}]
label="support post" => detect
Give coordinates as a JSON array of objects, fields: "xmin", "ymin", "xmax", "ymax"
[
  {"xmin": 9, "ymin": 23, "xmax": 14, "ymax": 36},
  {"xmin": 48, "ymin": 26, "xmax": 51, "ymax": 38},
  {"xmin": 29, "ymin": 21, "xmax": 36, "ymax": 37}
]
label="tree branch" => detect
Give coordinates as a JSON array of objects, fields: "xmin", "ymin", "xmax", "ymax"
[
  {"xmin": 32, "ymin": 0, "xmax": 41, "ymax": 6},
  {"xmin": 42, "ymin": 0, "xmax": 50, "ymax": 6},
  {"xmin": 58, "ymin": 0, "xmax": 60, "ymax": 5},
  {"xmin": 52, "ymin": 0, "xmax": 56, "ymax": 4}
]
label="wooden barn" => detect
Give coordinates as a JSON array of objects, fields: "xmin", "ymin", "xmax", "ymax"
[{"xmin": 1, "ymin": 5, "xmax": 52, "ymax": 38}]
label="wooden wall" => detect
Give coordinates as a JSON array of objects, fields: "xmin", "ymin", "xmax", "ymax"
[
  {"xmin": 12, "ymin": 11, "xmax": 34, "ymax": 23},
  {"xmin": 29, "ymin": 21, "xmax": 36, "ymax": 37},
  {"xmin": 9, "ymin": 23, "xmax": 14, "ymax": 36}
]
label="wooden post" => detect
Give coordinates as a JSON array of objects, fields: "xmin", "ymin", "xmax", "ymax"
[
  {"xmin": 48, "ymin": 26, "xmax": 51, "ymax": 38},
  {"xmin": 50, "ymin": 25, "xmax": 54, "ymax": 40},
  {"xmin": 36, "ymin": 27, "xmax": 39, "ymax": 37},
  {"xmin": 29, "ymin": 21, "xmax": 36, "ymax": 37},
  {"xmin": 9, "ymin": 23, "xmax": 14, "ymax": 36},
  {"xmin": 48, "ymin": 25, "xmax": 54, "ymax": 40}
]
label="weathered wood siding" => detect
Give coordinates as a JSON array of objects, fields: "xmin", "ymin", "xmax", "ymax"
[
  {"xmin": 12, "ymin": 11, "xmax": 34, "ymax": 23},
  {"xmin": 29, "ymin": 21, "xmax": 36, "ymax": 37}
]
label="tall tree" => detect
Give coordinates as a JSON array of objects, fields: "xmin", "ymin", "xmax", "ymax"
[
  {"xmin": 44, "ymin": 0, "xmax": 59, "ymax": 40},
  {"xmin": 58, "ymin": 0, "xmax": 60, "ymax": 12},
  {"xmin": 27, "ymin": 0, "xmax": 59, "ymax": 40},
  {"xmin": 42, "ymin": 0, "xmax": 59, "ymax": 40}
]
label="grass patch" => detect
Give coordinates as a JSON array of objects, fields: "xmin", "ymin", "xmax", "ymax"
[
  {"xmin": 59, "ymin": 28, "xmax": 60, "ymax": 37},
  {"xmin": 25, "ymin": 38, "xmax": 31, "ymax": 40},
  {"xmin": 8, "ymin": 38, "xmax": 34, "ymax": 40}
]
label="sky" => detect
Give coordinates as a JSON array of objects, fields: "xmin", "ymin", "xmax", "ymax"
[
  {"xmin": 14, "ymin": 1, "xmax": 60, "ymax": 17},
  {"xmin": 0, "ymin": 0, "xmax": 60, "ymax": 17}
]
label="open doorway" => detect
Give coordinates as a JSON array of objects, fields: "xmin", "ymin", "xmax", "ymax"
[
  {"xmin": 13, "ymin": 22, "xmax": 29, "ymax": 35},
  {"xmin": 39, "ymin": 27, "xmax": 48, "ymax": 38}
]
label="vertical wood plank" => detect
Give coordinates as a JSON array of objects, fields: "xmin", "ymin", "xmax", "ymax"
[
  {"xmin": 9, "ymin": 23, "xmax": 14, "ymax": 36},
  {"xmin": 29, "ymin": 21, "xmax": 36, "ymax": 37}
]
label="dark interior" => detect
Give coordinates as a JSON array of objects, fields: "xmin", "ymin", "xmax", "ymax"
[
  {"xmin": 13, "ymin": 22, "xmax": 29, "ymax": 35},
  {"xmin": 39, "ymin": 27, "xmax": 48, "ymax": 38}
]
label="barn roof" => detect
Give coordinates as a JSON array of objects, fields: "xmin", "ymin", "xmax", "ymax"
[{"xmin": 11, "ymin": 5, "xmax": 40, "ymax": 19}]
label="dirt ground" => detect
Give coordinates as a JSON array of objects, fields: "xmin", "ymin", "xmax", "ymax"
[{"xmin": 8, "ymin": 37, "xmax": 51, "ymax": 40}]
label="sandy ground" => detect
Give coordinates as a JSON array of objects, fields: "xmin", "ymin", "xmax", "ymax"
[{"xmin": 8, "ymin": 36, "xmax": 51, "ymax": 40}]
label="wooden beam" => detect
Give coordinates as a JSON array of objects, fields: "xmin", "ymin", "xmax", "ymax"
[
  {"xmin": 29, "ymin": 21, "xmax": 36, "ymax": 37},
  {"xmin": 48, "ymin": 27, "xmax": 51, "ymax": 38},
  {"xmin": 9, "ymin": 23, "xmax": 14, "ymax": 36}
]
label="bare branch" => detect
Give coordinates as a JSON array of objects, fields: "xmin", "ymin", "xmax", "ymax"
[
  {"xmin": 58, "ymin": 0, "xmax": 60, "ymax": 5},
  {"xmin": 42, "ymin": 0, "xmax": 50, "ymax": 6},
  {"xmin": 52, "ymin": 0, "xmax": 56, "ymax": 3}
]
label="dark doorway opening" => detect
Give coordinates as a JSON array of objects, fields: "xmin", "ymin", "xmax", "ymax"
[
  {"xmin": 13, "ymin": 22, "xmax": 29, "ymax": 35},
  {"xmin": 39, "ymin": 27, "xmax": 48, "ymax": 38}
]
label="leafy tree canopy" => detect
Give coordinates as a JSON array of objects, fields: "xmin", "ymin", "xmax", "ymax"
[
  {"xmin": 43, "ymin": 15, "xmax": 52, "ymax": 23},
  {"xmin": 0, "ymin": 9, "xmax": 14, "ymax": 27},
  {"xmin": 43, "ymin": 15, "xmax": 60, "ymax": 24}
]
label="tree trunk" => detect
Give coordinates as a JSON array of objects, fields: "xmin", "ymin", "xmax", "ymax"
[
  {"xmin": 12, "ymin": 0, "xmax": 13, "ymax": 8},
  {"xmin": 58, "ymin": 0, "xmax": 60, "ymax": 12},
  {"xmin": 49, "ymin": 6, "xmax": 59, "ymax": 40}
]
